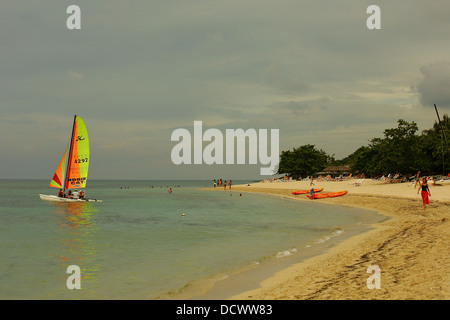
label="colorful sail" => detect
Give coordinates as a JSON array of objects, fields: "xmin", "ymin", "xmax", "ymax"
[
  {"xmin": 49, "ymin": 115, "xmax": 89, "ymax": 190},
  {"xmin": 40, "ymin": 115, "xmax": 102, "ymax": 202},
  {"xmin": 49, "ymin": 146, "xmax": 68, "ymax": 189},
  {"xmin": 65, "ymin": 116, "xmax": 90, "ymax": 190}
]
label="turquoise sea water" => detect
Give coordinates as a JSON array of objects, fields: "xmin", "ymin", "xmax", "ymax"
[{"xmin": 0, "ymin": 179, "xmax": 382, "ymax": 299}]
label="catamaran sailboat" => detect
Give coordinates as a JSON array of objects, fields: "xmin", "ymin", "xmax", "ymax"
[{"xmin": 39, "ymin": 115, "xmax": 102, "ymax": 202}]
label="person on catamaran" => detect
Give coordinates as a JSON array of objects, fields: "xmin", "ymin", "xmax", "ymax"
[
  {"xmin": 79, "ymin": 190, "xmax": 85, "ymax": 199},
  {"xmin": 58, "ymin": 189, "xmax": 64, "ymax": 198},
  {"xmin": 68, "ymin": 190, "xmax": 73, "ymax": 198},
  {"xmin": 72, "ymin": 190, "xmax": 79, "ymax": 199}
]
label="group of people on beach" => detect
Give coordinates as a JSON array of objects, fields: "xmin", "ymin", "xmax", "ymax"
[
  {"xmin": 213, "ymin": 179, "xmax": 232, "ymax": 190},
  {"xmin": 57, "ymin": 188, "xmax": 85, "ymax": 199}
]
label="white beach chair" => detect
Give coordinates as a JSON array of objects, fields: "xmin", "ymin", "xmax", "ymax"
[{"xmin": 350, "ymin": 178, "xmax": 364, "ymax": 186}]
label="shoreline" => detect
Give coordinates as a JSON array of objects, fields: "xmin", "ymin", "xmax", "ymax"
[{"xmin": 196, "ymin": 179, "xmax": 450, "ymax": 300}]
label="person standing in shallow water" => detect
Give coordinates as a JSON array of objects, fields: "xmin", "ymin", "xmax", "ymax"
[{"xmin": 417, "ymin": 177, "xmax": 431, "ymax": 210}]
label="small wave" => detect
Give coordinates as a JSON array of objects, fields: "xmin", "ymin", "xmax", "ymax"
[
  {"xmin": 275, "ymin": 248, "xmax": 298, "ymax": 258},
  {"xmin": 314, "ymin": 229, "xmax": 344, "ymax": 244},
  {"xmin": 214, "ymin": 274, "xmax": 229, "ymax": 281}
]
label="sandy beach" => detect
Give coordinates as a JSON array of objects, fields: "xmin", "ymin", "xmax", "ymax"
[{"xmin": 226, "ymin": 178, "xmax": 450, "ymax": 300}]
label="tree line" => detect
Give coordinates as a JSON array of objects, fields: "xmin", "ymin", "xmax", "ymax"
[{"xmin": 277, "ymin": 115, "xmax": 450, "ymax": 178}]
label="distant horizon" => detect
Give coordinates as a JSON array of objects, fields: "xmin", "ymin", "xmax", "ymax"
[{"xmin": 0, "ymin": 178, "xmax": 263, "ymax": 182}]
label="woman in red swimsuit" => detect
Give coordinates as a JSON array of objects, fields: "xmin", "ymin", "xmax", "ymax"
[{"xmin": 417, "ymin": 177, "xmax": 431, "ymax": 210}]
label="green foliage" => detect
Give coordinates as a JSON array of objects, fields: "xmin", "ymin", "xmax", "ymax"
[
  {"xmin": 278, "ymin": 115, "xmax": 450, "ymax": 177},
  {"xmin": 369, "ymin": 119, "xmax": 420, "ymax": 174},
  {"xmin": 277, "ymin": 144, "xmax": 332, "ymax": 178},
  {"xmin": 348, "ymin": 117, "xmax": 450, "ymax": 176},
  {"xmin": 418, "ymin": 114, "xmax": 450, "ymax": 174}
]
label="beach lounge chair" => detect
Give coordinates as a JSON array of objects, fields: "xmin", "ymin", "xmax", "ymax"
[
  {"xmin": 387, "ymin": 174, "xmax": 406, "ymax": 183},
  {"xmin": 350, "ymin": 178, "xmax": 364, "ymax": 186}
]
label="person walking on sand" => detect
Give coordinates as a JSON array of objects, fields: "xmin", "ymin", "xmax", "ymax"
[
  {"xmin": 310, "ymin": 176, "xmax": 315, "ymax": 187},
  {"xmin": 417, "ymin": 177, "xmax": 431, "ymax": 210},
  {"xmin": 414, "ymin": 171, "xmax": 421, "ymax": 189},
  {"xmin": 228, "ymin": 180, "xmax": 232, "ymax": 190}
]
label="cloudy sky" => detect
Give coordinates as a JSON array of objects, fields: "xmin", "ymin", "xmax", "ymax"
[{"xmin": 1, "ymin": 0, "xmax": 450, "ymax": 180}]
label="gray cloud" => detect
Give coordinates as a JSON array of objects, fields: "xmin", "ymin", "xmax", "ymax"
[
  {"xmin": 416, "ymin": 62, "xmax": 450, "ymax": 109},
  {"xmin": 2, "ymin": 1, "xmax": 450, "ymax": 179}
]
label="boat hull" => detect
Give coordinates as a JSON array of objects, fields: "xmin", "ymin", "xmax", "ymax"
[
  {"xmin": 39, "ymin": 194, "xmax": 102, "ymax": 202},
  {"xmin": 306, "ymin": 190, "xmax": 348, "ymax": 199},
  {"xmin": 292, "ymin": 188, "xmax": 324, "ymax": 195}
]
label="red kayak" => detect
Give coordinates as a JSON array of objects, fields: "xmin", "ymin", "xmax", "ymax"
[
  {"xmin": 292, "ymin": 188, "xmax": 324, "ymax": 195},
  {"xmin": 306, "ymin": 190, "xmax": 348, "ymax": 199}
]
